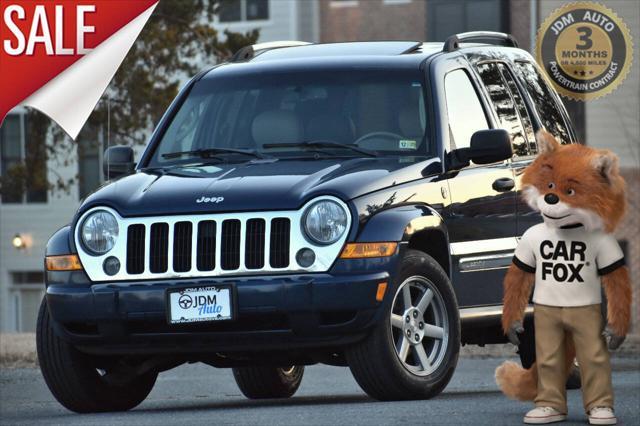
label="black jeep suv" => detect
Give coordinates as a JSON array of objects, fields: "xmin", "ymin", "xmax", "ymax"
[{"xmin": 38, "ymin": 32, "xmax": 578, "ymax": 412}]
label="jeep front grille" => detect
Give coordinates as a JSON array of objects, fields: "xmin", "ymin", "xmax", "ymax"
[
  {"xmin": 173, "ymin": 221, "xmax": 193, "ymax": 272},
  {"xmin": 74, "ymin": 197, "xmax": 351, "ymax": 282},
  {"xmin": 126, "ymin": 224, "xmax": 145, "ymax": 274},
  {"xmin": 125, "ymin": 218, "xmax": 290, "ymax": 276},
  {"xmin": 245, "ymin": 218, "xmax": 266, "ymax": 269},
  {"xmin": 196, "ymin": 221, "xmax": 215, "ymax": 271},
  {"xmin": 269, "ymin": 218, "xmax": 290, "ymax": 268}
]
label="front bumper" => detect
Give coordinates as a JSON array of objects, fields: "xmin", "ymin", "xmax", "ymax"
[{"xmin": 46, "ymin": 271, "xmax": 390, "ymax": 355}]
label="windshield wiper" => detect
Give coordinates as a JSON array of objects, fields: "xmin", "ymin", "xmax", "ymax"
[
  {"xmin": 161, "ymin": 147, "xmax": 268, "ymax": 160},
  {"xmin": 262, "ymin": 140, "xmax": 379, "ymax": 157}
]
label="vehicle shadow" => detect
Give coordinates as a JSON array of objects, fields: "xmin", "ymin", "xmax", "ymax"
[
  {"xmin": 131, "ymin": 388, "xmax": 506, "ymax": 414},
  {"xmin": 134, "ymin": 394, "xmax": 373, "ymax": 413}
]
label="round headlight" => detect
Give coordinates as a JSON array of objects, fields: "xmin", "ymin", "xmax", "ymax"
[
  {"xmin": 81, "ymin": 211, "xmax": 119, "ymax": 254},
  {"xmin": 303, "ymin": 199, "xmax": 348, "ymax": 245}
]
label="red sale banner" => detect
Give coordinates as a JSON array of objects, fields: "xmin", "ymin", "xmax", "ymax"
[{"xmin": 0, "ymin": 0, "xmax": 158, "ymax": 138}]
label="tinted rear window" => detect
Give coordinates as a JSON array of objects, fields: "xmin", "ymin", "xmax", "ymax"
[{"xmin": 513, "ymin": 61, "xmax": 572, "ymax": 144}]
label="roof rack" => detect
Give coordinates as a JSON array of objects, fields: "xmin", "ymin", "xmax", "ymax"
[
  {"xmin": 442, "ymin": 31, "xmax": 518, "ymax": 52},
  {"xmin": 230, "ymin": 40, "xmax": 312, "ymax": 62}
]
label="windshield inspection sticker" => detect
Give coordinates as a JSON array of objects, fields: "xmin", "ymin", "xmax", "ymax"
[
  {"xmin": 399, "ymin": 140, "xmax": 417, "ymax": 150},
  {"xmin": 536, "ymin": 2, "xmax": 633, "ymax": 101}
]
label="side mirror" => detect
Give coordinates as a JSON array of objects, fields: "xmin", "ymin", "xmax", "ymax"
[
  {"xmin": 449, "ymin": 129, "xmax": 513, "ymax": 169},
  {"xmin": 468, "ymin": 129, "xmax": 513, "ymax": 164},
  {"xmin": 103, "ymin": 146, "xmax": 135, "ymax": 180}
]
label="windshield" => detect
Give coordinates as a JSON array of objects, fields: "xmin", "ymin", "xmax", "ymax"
[{"xmin": 148, "ymin": 68, "xmax": 430, "ymax": 167}]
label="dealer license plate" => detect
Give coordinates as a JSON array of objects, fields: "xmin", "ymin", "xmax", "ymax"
[{"xmin": 168, "ymin": 286, "xmax": 232, "ymax": 324}]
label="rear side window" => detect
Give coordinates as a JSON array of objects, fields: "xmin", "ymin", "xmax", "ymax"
[
  {"xmin": 444, "ymin": 69, "xmax": 488, "ymax": 150},
  {"xmin": 513, "ymin": 61, "xmax": 572, "ymax": 144},
  {"xmin": 498, "ymin": 64, "xmax": 536, "ymax": 155},
  {"xmin": 477, "ymin": 62, "xmax": 531, "ymax": 157}
]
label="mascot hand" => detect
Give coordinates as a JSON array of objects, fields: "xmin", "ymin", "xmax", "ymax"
[
  {"xmin": 507, "ymin": 320, "xmax": 525, "ymax": 346},
  {"xmin": 603, "ymin": 325, "xmax": 626, "ymax": 350}
]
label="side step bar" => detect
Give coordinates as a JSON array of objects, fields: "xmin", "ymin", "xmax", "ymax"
[{"xmin": 459, "ymin": 305, "xmax": 534, "ymax": 325}]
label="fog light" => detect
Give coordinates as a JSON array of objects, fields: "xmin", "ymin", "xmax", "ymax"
[
  {"xmin": 103, "ymin": 256, "xmax": 120, "ymax": 276},
  {"xmin": 296, "ymin": 248, "xmax": 316, "ymax": 267}
]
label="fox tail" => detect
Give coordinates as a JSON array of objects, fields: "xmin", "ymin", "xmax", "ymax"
[{"xmin": 495, "ymin": 361, "xmax": 538, "ymax": 401}]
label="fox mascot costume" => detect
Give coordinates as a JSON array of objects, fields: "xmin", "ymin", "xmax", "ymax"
[{"xmin": 495, "ymin": 131, "xmax": 631, "ymax": 425}]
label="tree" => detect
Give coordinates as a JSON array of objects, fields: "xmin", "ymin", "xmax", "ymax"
[{"xmin": 0, "ymin": 0, "xmax": 259, "ymax": 198}]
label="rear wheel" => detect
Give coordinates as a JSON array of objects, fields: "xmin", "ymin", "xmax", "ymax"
[
  {"xmin": 232, "ymin": 366, "xmax": 304, "ymax": 399},
  {"xmin": 346, "ymin": 250, "xmax": 460, "ymax": 400},
  {"xmin": 36, "ymin": 298, "xmax": 157, "ymax": 413}
]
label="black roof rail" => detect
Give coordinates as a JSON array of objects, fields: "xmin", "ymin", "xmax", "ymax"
[
  {"xmin": 442, "ymin": 31, "xmax": 519, "ymax": 52},
  {"xmin": 230, "ymin": 40, "xmax": 311, "ymax": 62}
]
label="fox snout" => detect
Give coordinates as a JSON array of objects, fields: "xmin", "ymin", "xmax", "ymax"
[{"xmin": 544, "ymin": 193, "xmax": 559, "ymax": 205}]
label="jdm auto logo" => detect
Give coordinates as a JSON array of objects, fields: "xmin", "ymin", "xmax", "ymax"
[
  {"xmin": 178, "ymin": 294, "xmax": 193, "ymax": 309},
  {"xmin": 536, "ymin": 1, "xmax": 633, "ymax": 101}
]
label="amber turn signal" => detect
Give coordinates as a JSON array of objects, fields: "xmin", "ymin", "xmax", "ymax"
[
  {"xmin": 339, "ymin": 242, "xmax": 398, "ymax": 259},
  {"xmin": 46, "ymin": 255, "xmax": 83, "ymax": 271},
  {"xmin": 376, "ymin": 282, "xmax": 388, "ymax": 302}
]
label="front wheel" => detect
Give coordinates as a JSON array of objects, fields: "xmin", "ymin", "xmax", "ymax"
[
  {"xmin": 346, "ymin": 250, "xmax": 460, "ymax": 400},
  {"xmin": 36, "ymin": 298, "xmax": 157, "ymax": 413},
  {"xmin": 232, "ymin": 366, "xmax": 304, "ymax": 399}
]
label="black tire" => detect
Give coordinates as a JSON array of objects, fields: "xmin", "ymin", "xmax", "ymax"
[
  {"xmin": 36, "ymin": 298, "xmax": 157, "ymax": 413},
  {"xmin": 566, "ymin": 362, "xmax": 582, "ymax": 389},
  {"xmin": 346, "ymin": 249, "xmax": 460, "ymax": 400},
  {"xmin": 232, "ymin": 366, "xmax": 304, "ymax": 399},
  {"xmin": 517, "ymin": 318, "xmax": 581, "ymax": 389}
]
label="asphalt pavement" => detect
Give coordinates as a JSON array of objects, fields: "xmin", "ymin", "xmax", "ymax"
[{"xmin": 1, "ymin": 355, "xmax": 638, "ymax": 426}]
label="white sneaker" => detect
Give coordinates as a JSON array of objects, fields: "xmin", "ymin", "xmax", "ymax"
[
  {"xmin": 588, "ymin": 407, "xmax": 617, "ymax": 425},
  {"xmin": 524, "ymin": 406, "xmax": 567, "ymax": 424}
]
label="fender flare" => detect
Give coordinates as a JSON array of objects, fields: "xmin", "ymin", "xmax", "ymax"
[
  {"xmin": 46, "ymin": 225, "xmax": 74, "ymax": 256},
  {"xmin": 356, "ymin": 204, "xmax": 451, "ymax": 276}
]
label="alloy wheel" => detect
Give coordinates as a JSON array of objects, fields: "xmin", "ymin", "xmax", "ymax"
[{"xmin": 389, "ymin": 275, "xmax": 449, "ymax": 376}]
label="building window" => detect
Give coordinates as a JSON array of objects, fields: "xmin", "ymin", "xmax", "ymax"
[
  {"xmin": 0, "ymin": 115, "xmax": 22, "ymax": 202},
  {"xmin": 0, "ymin": 113, "xmax": 48, "ymax": 204},
  {"xmin": 77, "ymin": 125, "xmax": 104, "ymax": 200},
  {"xmin": 9, "ymin": 270, "xmax": 45, "ymax": 332},
  {"xmin": 427, "ymin": 0, "xmax": 508, "ymax": 41},
  {"xmin": 246, "ymin": 0, "xmax": 268, "ymax": 20},
  {"xmin": 219, "ymin": 0, "xmax": 269, "ymax": 23},
  {"xmin": 330, "ymin": 0, "xmax": 359, "ymax": 8},
  {"xmin": 10, "ymin": 271, "xmax": 44, "ymax": 285}
]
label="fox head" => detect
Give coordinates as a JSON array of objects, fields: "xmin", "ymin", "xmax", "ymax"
[{"xmin": 522, "ymin": 130, "xmax": 626, "ymax": 233}]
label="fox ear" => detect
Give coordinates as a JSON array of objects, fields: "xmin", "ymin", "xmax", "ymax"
[
  {"xmin": 592, "ymin": 150, "xmax": 619, "ymax": 183},
  {"xmin": 536, "ymin": 130, "xmax": 560, "ymax": 154}
]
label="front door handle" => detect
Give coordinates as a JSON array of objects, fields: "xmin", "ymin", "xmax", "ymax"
[{"xmin": 492, "ymin": 177, "xmax": 515, "ymax": 192}]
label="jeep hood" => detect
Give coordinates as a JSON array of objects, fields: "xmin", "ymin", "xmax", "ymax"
[{"xmin": 80, "ymin": 157, "xmax": 440, "ymax": 217}]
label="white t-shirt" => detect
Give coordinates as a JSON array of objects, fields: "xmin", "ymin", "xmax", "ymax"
[{"xmin": 513, "ymin": 223, "xmax": 625, "ymax": 307}]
